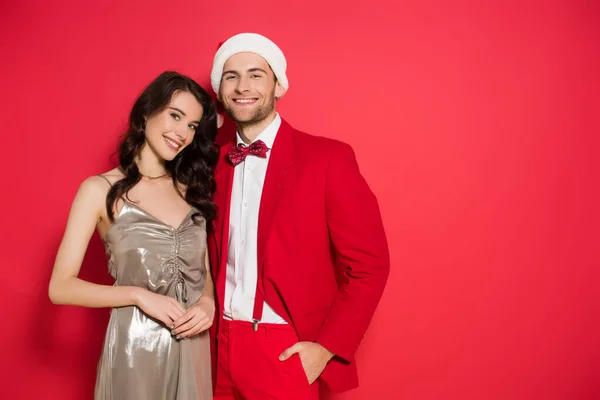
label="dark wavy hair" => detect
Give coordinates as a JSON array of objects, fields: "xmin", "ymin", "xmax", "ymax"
[{"xmin": 106, "ymin": 71, "xmax": 218, "ymax": 227}]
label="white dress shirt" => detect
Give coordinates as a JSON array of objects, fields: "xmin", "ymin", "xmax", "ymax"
[{"xmin": 223, "ymin": 113, "xmax": 287, "ymax": 324}]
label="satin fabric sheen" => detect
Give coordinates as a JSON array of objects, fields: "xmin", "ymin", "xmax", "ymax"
[{"xmin": 94, "ymin": 201, "xmax": 212, "ymax": 399}]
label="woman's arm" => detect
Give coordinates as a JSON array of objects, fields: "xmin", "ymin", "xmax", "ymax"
[{"xmin": 48, "ymin": 176, "xmax": 186, "ymax": 326}]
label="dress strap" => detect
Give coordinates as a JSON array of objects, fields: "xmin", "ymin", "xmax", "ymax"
[{"xmin": 97, "ymin": 174, "xmax": 113, "ymax": 187}]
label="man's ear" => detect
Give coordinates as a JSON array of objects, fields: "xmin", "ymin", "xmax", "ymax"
[
  {"xmin": 274, "ymin": 81, "xmax": 287, "ymax": 99},
  {"xmin": 217, "ymin": 113, "xmax": 224, "ymax": 129}
]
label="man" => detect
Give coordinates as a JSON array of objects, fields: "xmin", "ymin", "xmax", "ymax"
[{"xmin": 207, "ymin": 32, "xmax": 390, "ymax": 399}]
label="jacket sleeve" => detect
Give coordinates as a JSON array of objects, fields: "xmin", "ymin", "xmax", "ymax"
[{"xmin": 315, "ymin": 142, "xmax": 390, "ymax": 362}]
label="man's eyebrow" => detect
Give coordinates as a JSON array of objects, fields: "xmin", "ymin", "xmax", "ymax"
[
  {"xmin": 222, "ymin": 68, "xmax": 268, "ymax": 76},
  {"xmin": 247, "ymin": 68, "xmax": 268, "ymax": 74}
]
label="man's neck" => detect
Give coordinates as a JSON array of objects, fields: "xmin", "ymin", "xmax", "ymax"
[{"xmin": 236, "ymin": 112, "xmax": 277, "ymax": 144}]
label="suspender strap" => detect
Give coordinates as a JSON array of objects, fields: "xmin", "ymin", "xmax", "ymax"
[{"xmin": 252, "ymin": 285, "xmax": 264, "ymax": 331}]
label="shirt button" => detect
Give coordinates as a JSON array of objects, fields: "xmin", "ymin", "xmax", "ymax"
[
  {"xmin": 241, "ymin": 240, "xmax": 245, "ymax": 245},
  {"xmin": 243, "ymin": 202, "xmax": 248, "ymax": 207}
]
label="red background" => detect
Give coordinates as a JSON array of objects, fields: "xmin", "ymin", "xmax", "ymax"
[{"xmin": 1, "ymin": 1, "xmax": 598, "ymax": 399}]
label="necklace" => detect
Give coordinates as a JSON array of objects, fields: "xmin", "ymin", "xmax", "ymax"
[{"xmin": 139, "ymin": 171, "xmax": 169, "ymax": 180}]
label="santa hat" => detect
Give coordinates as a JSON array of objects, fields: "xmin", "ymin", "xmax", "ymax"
[{"xmin": 210, "ymin": 33, "xmax": 288, "ymax": 94}]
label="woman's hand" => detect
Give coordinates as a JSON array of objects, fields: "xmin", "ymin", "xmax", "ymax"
[
  {"xmin": 171, "ymin": 296, "xmax": 215, "ymax": 339},
  {"xmin": 134, "ymin": 289, "xmax": 187, "ymax": 328}
]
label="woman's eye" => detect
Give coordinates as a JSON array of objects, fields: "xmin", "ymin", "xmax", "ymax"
[
  {"xmin": 188, "ymin": 124, "xmax": 197, "ymax": 130},
  {"xmin": 171, "ymin": 113, "xmax": 180, "ymax": 120}
]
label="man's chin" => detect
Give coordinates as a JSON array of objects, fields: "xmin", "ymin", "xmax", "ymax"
[
  {"xmin": 229, "ymin": 112, "xmax": 263, "ymax": 125},
  {"xmin": 225, "ymin": 105, "xmax": 274, "ymax": 125},
  {"xmin": 231, "ymin": 116, "xmax": 255, "ymax": 124},
  {"xmin": 225, "ymin": 109, "xmax": 253, "ymax": 123}
]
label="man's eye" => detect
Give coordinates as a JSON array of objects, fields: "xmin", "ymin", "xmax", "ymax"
[
  {"xmin": 225, "ymin": 75, "xmax": 237, "ymax": 80},
  {"xmin": 251, "ymin": 74, "xmax": 261, "ymax": 78}
]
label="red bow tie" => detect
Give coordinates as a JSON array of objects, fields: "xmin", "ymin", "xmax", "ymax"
[{"xmin": 228, "ymin": 140, "xmax": 269, "ymax": 166}]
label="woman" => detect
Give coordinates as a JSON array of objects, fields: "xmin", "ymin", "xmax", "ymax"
[{"xmin": 48, "ymin": 71, "xmax": 218, "ymax": 399}]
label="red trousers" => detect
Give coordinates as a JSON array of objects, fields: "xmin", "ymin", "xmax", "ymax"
[{"xmin": 213, "ymin": 319, "xmax": 320, "ymax": 399}]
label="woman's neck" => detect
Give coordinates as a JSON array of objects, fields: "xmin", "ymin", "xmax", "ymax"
[{"xmin": 137, "ymin": 144, "xmax": 167, "ymax": 177}]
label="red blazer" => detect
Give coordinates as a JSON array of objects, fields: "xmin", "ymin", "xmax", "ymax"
[{"xmin": 207, "ymin": 119, "xmax": 390, "ymax": 392}]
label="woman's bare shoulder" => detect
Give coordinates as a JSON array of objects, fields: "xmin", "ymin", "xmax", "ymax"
[
  {"xmin": 96, "ymin": 168, "xmax": 125, "ymax": 184},
  {"xmin": 77, "ymin": 169, "xmax": 122, "ymax": 198}
]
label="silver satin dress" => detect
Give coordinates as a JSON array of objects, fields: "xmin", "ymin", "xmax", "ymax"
[{"xmin": 95, "ymin": 201, "xmax": 212, "ymax": 399}]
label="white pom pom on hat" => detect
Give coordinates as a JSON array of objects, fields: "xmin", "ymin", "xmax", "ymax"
[{"xmin": 210, "ymin": 33, "xmax": 288, "ymax": 94}]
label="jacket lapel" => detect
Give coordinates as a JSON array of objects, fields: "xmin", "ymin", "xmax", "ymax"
[
  {"xmin": 257, "ymin": 120, "xmax": 294, "ymax": 280},
  {"xmin": 213, "ymin": 142, "xmax": 235, "ymax": 303}
]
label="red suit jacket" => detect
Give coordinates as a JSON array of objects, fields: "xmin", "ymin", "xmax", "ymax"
[{"xmin": 207, "ymin": 119, "xmax": 390, "ymax": 392}]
